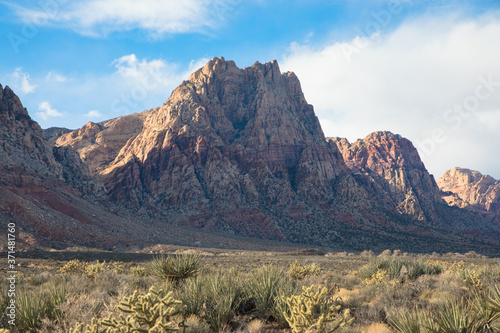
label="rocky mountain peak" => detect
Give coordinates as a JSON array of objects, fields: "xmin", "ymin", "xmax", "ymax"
[
  {"xmin": 438, "ymin": 168, "xmax": 500, "ymax": 226},
  {"xmin": 328, "ymin": 131, "xmax": 442, "ymax": 222}
]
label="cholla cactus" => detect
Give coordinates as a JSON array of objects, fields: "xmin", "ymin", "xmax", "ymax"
[
  {"xmin": 69, "ymin": 318, "xmax": 107, "ymax": 333},
  {"xmin": 289, "ymin": 261, "xmax": 321, "ymax": 280},
  {"xmin": 101, "ymin": 286, "xmax": 183, "ymax": 332},
  {"xmin": 85, "ymin": 261, "xmax": 105, "ymax": 280},
  {"xmin": 283, "ymin": 285, "xmax": 353, "ymax": 333},
  {"xmin": 69, "ymin": 287, "xmax": 183, "ymax": 333},
  {"xmin": 363, "ymin": 269, "xmax": 388, "ymax": 286},
  {"xmin": 59, "ymin": 259, "xmax": 85, "ymax": 274}
]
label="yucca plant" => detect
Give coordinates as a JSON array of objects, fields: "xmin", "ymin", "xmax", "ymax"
[
  {"xmin": 473, "ymin": 285, "xmax": 500, "ymax": 331},
  {"xmin": 388, "ymin": 307, "xmax": 434, "ymax": 333},
  {"xmin": 177, "ymin": 276, "xmax": 205, "ymax": 316},
  {"xmin": 202, "ymin": 269, "xmax": 244, "ymax": 332},
  {"xmin": 434, "ymin": 299, "xmax": 485, "ymax": 333},
  {"xmin": 16, "ymin": 291, "xmax": 45, "ymax": 331},
  {"xmin": 246, "ymin": 265, "xmax": 293, "ymax": 314},
  {"xmin": 149, "ymin": 254, "xmax": 203, "ymax": 281}
]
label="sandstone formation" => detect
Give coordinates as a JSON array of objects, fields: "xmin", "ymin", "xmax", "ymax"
[
  {"xmin": 53, "ymin": 58, "xmax": 500, "ymax": 253},
  {"xmin": 55, "ymin": 109, "xmax": 151, "ymax": 174},
  {"xmin": 4, "ymin": 58, "xmax": 500, "ymax": 254},
  {"xmin": 0, "ymin": 84, "xmax": 164, "ymax": 250},
  {"xmin": 328, "ymin": 132, "xmax": 443, "ymax": 222},
  {"xmin": 438, "ymin": 167, "xmax": 500, "ymax": 227}
]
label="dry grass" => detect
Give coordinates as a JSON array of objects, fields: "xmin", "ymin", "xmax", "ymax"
[{"xmin": 0, "ymin": 250, "xmax": 498, "ymax": 332}]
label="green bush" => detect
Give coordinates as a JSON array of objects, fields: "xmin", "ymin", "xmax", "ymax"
[
  {"xmin": 388, "ymin": 307, "xmax": 433, "ymax": 333},
  {"xmin": 148, "ymin": 254, "xmax": 203, "ymax": 281}
]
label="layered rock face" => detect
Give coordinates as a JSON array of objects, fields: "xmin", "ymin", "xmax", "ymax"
[
  {"xmin": 0, "ymin": 84, "xmax": 140, "ymax": 249},
  {"xmin": 83, "ymin": 57, "xmax": 351, "ymax": 238},
  {"xmin": 55, "ymin": 109, "xmax": 151, "ymax": 174},
  {"xmin": 438, "ymin": 167, "xmax": 500, "ymax": 226},
  {"xmin": 51, "ymin": 58, "xmax": 500, "ymax": 252},
  {"xmin": 328, "ymin": 132, "xmax": 443, "ymax": 222}
]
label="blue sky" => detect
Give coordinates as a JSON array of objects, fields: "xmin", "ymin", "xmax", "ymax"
[{"xmin": 1, "ymin": 0, "xmax": 500, "ymax": 179}]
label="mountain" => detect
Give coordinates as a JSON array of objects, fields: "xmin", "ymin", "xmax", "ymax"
[
  {"xmin": 51, "ymin": 57, "xmax": 500, "ymax": 254},
  {"xmin": 0, "ymin": 84, "xmax": 190, "ymax": 251},
  {"xmin": 328, "ymin": 132, "xmax": 442, "ymax": 223},
  {"xmin": 438, "ymin": 167, "xmax": 500, "ymax": 227}
]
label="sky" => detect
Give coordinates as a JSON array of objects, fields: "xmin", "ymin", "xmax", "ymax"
[{"xmin": 0, "ymin": 0, "xmax": 499, "ymax": 179}]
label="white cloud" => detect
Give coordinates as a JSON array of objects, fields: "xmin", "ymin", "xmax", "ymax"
[
  {"xmin": 9, "ymin": 68, "xmax": 37, "ymax": 94},
  {"xmin": 10, "ymin": 0, "xmax": 240, "ymax": 37},
  {"xmin": 280, "ymin": 13, "xmax": 500, "ymax": 179},
  {"xmin": 84, "ymin": 110, "xmax": 103, "ymax": 119},
  {"xmin": 36, "ymin": 101, "xmax": 63, "ymax": 121},
  {"xmin": 46, "ymin": 71, "xmax": 68, "ymax": 83},
  {"xmin": 109, "ymin": 54, "xmax": 209, "ymax": 114}
]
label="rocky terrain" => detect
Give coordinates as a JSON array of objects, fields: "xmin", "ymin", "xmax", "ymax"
[
  {"xmin": 438, "ymin": 167, "xmax": 500, "ymax": 227},
  {"xmin": 328, "ymin": 132, "xmax": 443, "ymax": 223},
  {"xmin": 1, "ymin": 58, "xmax": 500, "ymax": 254}
]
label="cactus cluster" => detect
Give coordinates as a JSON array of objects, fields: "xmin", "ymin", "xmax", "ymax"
[
  {"xmin": 70, "ymin": 287, "xmax": 183, "ymax": 333},
  {"xmin": 283, "ymin": 285, "xmax": 353, "ymax": 333}
]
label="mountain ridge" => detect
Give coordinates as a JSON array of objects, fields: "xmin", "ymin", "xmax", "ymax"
[{"xmin": 2, "ymin": 58, "xmax": 500, "ymax": 254}]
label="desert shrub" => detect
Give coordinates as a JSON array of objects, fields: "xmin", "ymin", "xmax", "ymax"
[
  {"xmin": 182, "ymin": 314, "xmax": 211, "ymax": 333},
  {"xmin": 148, "ymin": 254, "xmax": 203, "ymax": 282},
  {"xmin": 29, "ymin": 272, "xmax": 51, "ymax": 286},
  {"xmin": 433, "ymin": 299, "xmax": 486, "ymax": 333},
  {"xmin": 360, "ymin": 258, "xmax": 442, "ymax": 283},
  {"xmin": 202, "ymin": 269, "xmax": 245, "ymax": 332},
  {"xmin": 283, "ymin": 284, "xmax": 353, "ymax": 333},
  {"xmin": 472, "ymin": 285, "xmax": 500, "ymax": 331},
  {"xmin": 246, "ymin": 265, "xmax": 294, "ymax": 314},
  {"xmin": 289, "ymin": 260, "xmax": 321, "ymax": 280}
]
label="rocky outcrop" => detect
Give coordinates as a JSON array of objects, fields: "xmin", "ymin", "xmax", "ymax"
[
  {"xmin": 55, "ymin": 110, "xmax": 152, "ymax": 174},
  {"xmin": 438, "ymin": 167, "xmax": 500, "ymax": 227},
  {"xmin": 0, "ymin": 84, "xmax": 63, "ymax": 182},
  {"xmin": 44, "ymin": 127, "xmax": 72, "ymax": 145},
  {"xmin": 91, "ymin": 57, "xmax": 353, "ymax": 239},
  {"xmin": 0, "ymin": 84, "xmax": 139, "ymax": 249},
  {"xmin": 328, "ymin": 132, "xmax": 443, "ymax": 222},
  {"xmin": 8, "ymin": 58, "xmax": 498, "ymax": 254}
]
